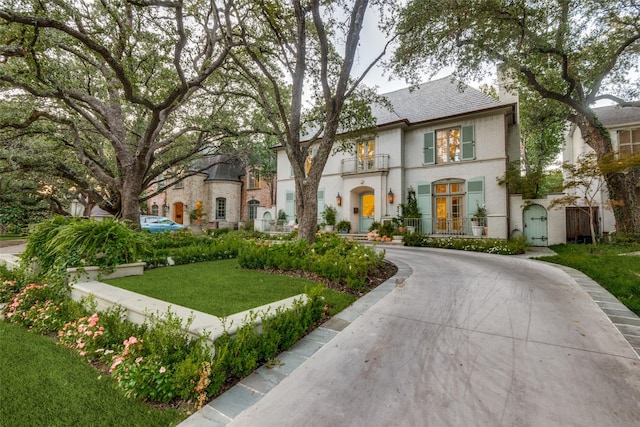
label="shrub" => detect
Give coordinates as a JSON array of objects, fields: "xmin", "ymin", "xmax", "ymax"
[
  {"xmin": 108, "ymin": 310, "xmax": 212, "ymax": 403},
  {"xmin": 238, "ymin": 233, "xmax": 384, "ymax": 291},
  {"xmin": 2, "ymin": 281, "xmax": 85, "ymax": 333},
  {"xmin": 403, "ymin": 234, "xmax": 528, "ymax": 255},
  {"xmin": 21, "ymin": 217, "xmax": 146, "ymax": 279}
]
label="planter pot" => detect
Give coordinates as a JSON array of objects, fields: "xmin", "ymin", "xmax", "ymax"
[
  {"xmin": 472, "ymin": 225, "xmax": 483, "ymax": 237},
  {"xmin": 324, "ymin": 225, "xmax": 335, "ymax": 232},
  {"xmin": 67, "ymin": 262, "xmax": 146, "ymax": 283},
  {"xmin": 406, "ymin": 226, "xmax": 415, "ymax": 234}
]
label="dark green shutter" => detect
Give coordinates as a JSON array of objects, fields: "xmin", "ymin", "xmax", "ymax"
[
  {"xmin": 461, "ymin": 125, "xmax": 475, "ymax": 160},
  {"xmin": 416, "ymin": 182, "xmax": 432, "ymax": 234},
  {"xmin": 423, "ymin": 132, "xmax": 435, "ymax": 164}
]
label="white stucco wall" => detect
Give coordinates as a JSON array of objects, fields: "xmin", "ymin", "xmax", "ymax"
[{"xmin": 509, "ymin": 194, "xmax": 567, "ymax": 246}]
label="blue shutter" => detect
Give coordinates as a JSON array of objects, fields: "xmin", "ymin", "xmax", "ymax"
[
  {"xmin": 467, "ymin": 177, "xmax": 485, "ymax": 232},
  {"xmin": 416, "ymin": 182, "xmax": 432, "ymax": 234},
  {"xmin": 423, "ymin": 132, "xmax": 435, "ymax": 164},
  {"xmin": 461, "ymin": 125, "xmax": 475, "ymax": 160},
  {"xmin": 285, "ymin": 190, "xmax": 295, "ymax": 221}
]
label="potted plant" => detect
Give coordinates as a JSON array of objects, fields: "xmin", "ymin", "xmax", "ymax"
[
  {"xmin": 471, "ymin": 203, "xmax": 486, "ymax": 236},
  {"xmin": 336, "ymin": 220, "xmax": 351, "ymax": 234},
  {"xmin": 322, "ymin": 205, "xmax": 337, "ymax": 231}
]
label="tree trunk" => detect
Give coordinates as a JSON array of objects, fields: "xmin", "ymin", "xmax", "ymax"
[
  {"xmin": 296, "ymin": 178, "xmax": 320, "ymax": 243},
  {"xmin": 120, "ymin": 173, "xmax": 145, "ymax": 229},
  {"xmin": 576, "ymin": 116, "xmax": 640, "ymax": 234}
]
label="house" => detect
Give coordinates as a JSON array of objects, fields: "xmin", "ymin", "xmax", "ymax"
[
  {"xmin": 145, "ymin": 155, "xmax": 275, "ymax": 230},
  {"xmin": 563, "ymin": 105, "xmax": 640, "ymax": 240},
  {"xmin": 508, "ymin": 104, "xmax": 640, "ymax": 245},
  {"xmin": 274, "ymin": 77, "xmax": 519, "ymax": 238}
]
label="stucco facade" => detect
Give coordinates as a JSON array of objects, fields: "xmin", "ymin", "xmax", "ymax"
[{"xmin": 275, "ymin": 78, "xmax": 519, "ymax": 238}]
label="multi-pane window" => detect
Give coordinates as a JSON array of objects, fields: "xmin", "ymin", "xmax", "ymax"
[
  {"xmin": 619, "ymin": 128, "xmax": 640, "ymax": 156},
  {"xmin": 216, "ymin": 198, "xmax": 226, "ymax": 220},
  {"xmin": 424, "ymin": 125, "xmax": 475, "ymax": 164},
  {"xmin": 357, "ymin": 140, "xmax": 375, "ymax": 171},
  {"xmin": 436, "ymin": 128, "xmax": 461, "ymax": 163},
  {"xmin": 248, "ymin": 200, "xmax": 259, "ymax": 220},
  {"xmin": 151, "ymin": 203, "xmax": 159, "ymax": 216},
  {"xmin": 248, "ymin": 171, "xmax": 260, "ymax": 189},
  {"xmin": 434, "ymin": 181, "xmax": 465, "ymax": 233}
]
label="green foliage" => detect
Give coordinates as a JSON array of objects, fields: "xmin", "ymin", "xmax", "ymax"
[
  {"xmin": 336, "ymin": 220, "xmax": 351, "ymax": 233},
  {"xmin": 399, "ymin": 188, "xmax": 421, "ymax": 219},
  {"xmin": 142, "ymin": 232, "xmax": 249, "ymax": 268},
  {"xmin": 544, "ymin": 243, "xmax": 640, "ymax": 316},
  {"xmin": 238, "ymin": 233, "xmax": 384, "ymax": 292},
  {"xmin": 1, "ymin": 279, "xmax": 87, "ymax": 334},
  {"xmin": 210, "ymin": 288, "xmax": 325, "ymax": 392},
  {"xmin": 321, "ymin": 205, "xmax": 337, "ymax": 226},
  {"xmin": 403, "ymin": 234, "xmax": 528, "ymax": 255},
  {"xmin": 0, "ymin": 322, "xmax": 183, "ymax": 426},
  {"xmin": 108, "ymin": 310, "xmax": 213, "ymax": 403},
  {"xmin": 21, "ymin": 216, "xmax": 146, "ymax": 279}
]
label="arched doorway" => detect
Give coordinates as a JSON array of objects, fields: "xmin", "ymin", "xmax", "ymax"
[
  {"xmin": 359, "ymin": 192, "xmax": 375, "ymax": 232},
  {"xmin": 173, "ymin": 202, "xmax": 184, "ymax": 224},
  {"xmin": 523, "ymin": 204, "xmax": 548, "ymax": 246}
]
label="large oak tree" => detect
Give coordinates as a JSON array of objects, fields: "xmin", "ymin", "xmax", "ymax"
[
  {"xmin": 228, "ymin": 0, "xmax": 395, "ymax": 242},
  {"xmin": 395, "ymin": 0, "xmax": 640, "ymax": 233},
  {"xmin": 0, "ymin": 0, "xmax": 243, "ymax": 226}
]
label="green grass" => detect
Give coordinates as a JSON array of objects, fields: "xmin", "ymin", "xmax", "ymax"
[
  {"xmin": 0, "ymin": 321, "xmax": 184, "ymax": 427},
  {"xmin": 106, "ymin": 259, "xmax": 355, "ymax": 317},
  {"xmin": 542, "ymin": 243, "xmax": 640, "ymax": 316}
]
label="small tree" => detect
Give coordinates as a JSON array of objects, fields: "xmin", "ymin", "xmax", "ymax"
[{"xmin": 548, "ymin": 153, "xmax": 607, "ymax": 243}]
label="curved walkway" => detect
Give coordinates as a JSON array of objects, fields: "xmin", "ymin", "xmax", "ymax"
[{"xmin": 183, "ymin": 246, "xmax": 640, "ymax": 426}]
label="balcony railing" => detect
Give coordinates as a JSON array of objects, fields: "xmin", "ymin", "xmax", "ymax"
[
  {"xmin": 401, "ymin": 217, "xmax": 486, "ymax": 236},
  {"xmin": 341, "ymin": 154, "xmax": 390, "ymax": 175}
]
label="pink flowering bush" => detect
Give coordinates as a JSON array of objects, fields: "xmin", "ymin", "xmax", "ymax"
[
  {"xmin": 58, "ymin": 313, "xmax": 106, "ymax": 359},
  {"xmin": 108, "ymin": 312, "xmax": 212, "ymax": 403},
  {"xmin": 2, "ymin": 282, "xmax": 73, "ymax": 333}
]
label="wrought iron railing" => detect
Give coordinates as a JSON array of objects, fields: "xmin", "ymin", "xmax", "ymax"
[
  {"xmin": 341, "ymin": 154, "xmax": 390, "ymax": 175},
  {"xmin": 401, "ymin": 217, "xmax": 486, "ymax": 236}
]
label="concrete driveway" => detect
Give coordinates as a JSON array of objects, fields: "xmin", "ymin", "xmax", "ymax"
[{"xmin": 225, "ymin": 246, "xmax": 640, "ymax": 427}]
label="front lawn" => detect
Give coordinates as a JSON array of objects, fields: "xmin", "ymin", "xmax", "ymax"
[
  {"xmin": 542, "ymin": 243, "xmax": 640, "ymax": 316},
  {"xmin": 105, "ymin": 259, "xmax": 355, "ymax": 317},
  {"xmin": 0, "ymin": 321, "xmax": 183, "ymax": 427}
]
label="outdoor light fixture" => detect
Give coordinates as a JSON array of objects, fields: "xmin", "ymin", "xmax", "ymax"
[
  {"xmin": 387, "ymin": 189, "xmax": 394, "ymax": 204},
  {"xmin": 336, "ymin": 193, "xmax": 342, "ymax": 206}
]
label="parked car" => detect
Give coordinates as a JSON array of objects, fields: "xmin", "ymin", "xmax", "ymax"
[{"xmin": 140, "ymin": 216, "xmax": 187, "ymax": 233}]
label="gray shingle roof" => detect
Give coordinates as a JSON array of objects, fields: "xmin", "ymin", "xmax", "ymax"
[
  {"xmin": 372, "ymin": 76, "xmax": 511, "ymax": 126},
  {"xmin": 593, "ymin": 105, "xmax": 640, "ymax": 127}
]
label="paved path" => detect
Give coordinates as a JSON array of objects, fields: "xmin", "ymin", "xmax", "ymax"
[{"xmin": 187, "ymin": 246, "xmax": 640, "ymax": 427}]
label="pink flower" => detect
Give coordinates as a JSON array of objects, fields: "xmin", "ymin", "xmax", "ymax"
[
  {"xmin": 79, "ymin": 351, "xmax": 86, "ymax": 356},
  {"xmin": 159, "ymin": 366, "xmax": 166, "ymax": 374},
  {"xmin": 135, "ymin": 357, "xmax": 143, "ymax": 364}
]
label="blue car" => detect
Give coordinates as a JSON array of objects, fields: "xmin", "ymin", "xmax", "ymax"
[{"xmin": 140, "ymin": 216, "xmax": 187, "ymax": 233}]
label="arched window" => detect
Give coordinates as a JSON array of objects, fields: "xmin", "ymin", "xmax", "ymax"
[
  {"xmin": 216, "ymin": 198, "xmax": 226, "ymax": 220},
  {"xmin": 248, "ymin": 200, "xmax": 259, "ymax": 220},
  {"xmin": 151, "ymin": 203, "xmax": 159, "ymax": 216}
]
